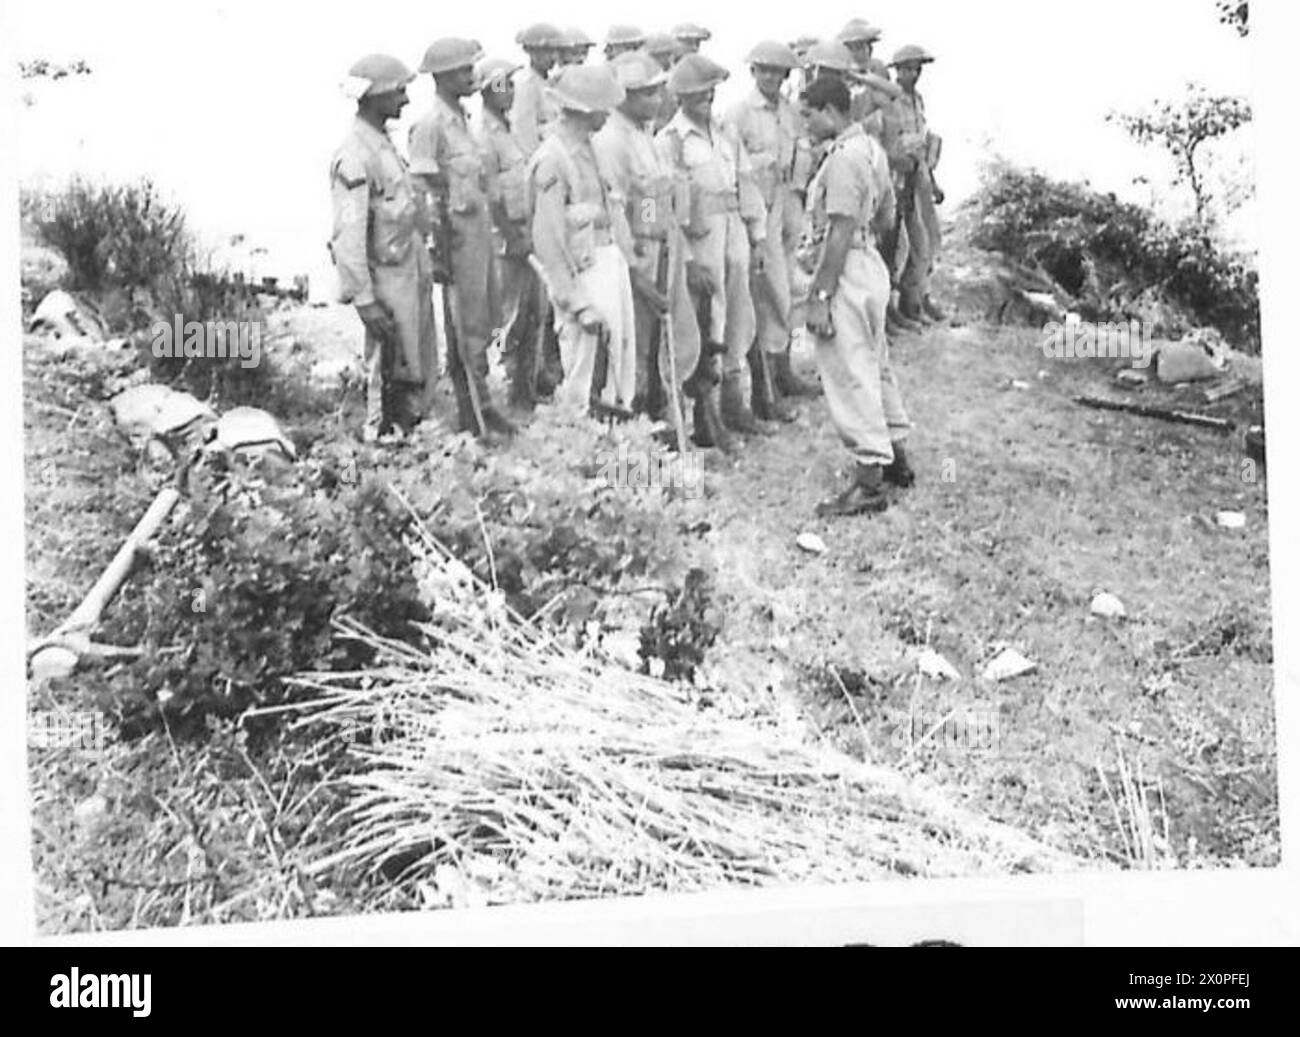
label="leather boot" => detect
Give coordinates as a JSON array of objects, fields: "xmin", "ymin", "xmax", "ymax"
[
  {"xmin": 773, "ymin": 346, "xmax": 818, "ymax": 398},
  {"xmin": 720, "ymin": 369, "xmax": 766, "ymax": 435},
  {"xmin": 883, "ymin": 441, "xmax": 916, "ymax": 488},
  {"xmin": 691, "ymin": 389, "xmax": 736, "ymax": 453},
  {"xmin": 748, "ymin": 347, "xmax": 796, "ymax": 423},
  {"xmin": 816, "ymin": 463, "xmax": 890, "ymax": 518}
]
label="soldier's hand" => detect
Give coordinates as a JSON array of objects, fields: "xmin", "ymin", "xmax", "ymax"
[
  {"xmin": 932, "ymin": 181, "xmax": 946, "ymax": 205},
  {"xmin": 357, "ymin": 301, "xmax": 398, "ymax": 341},
  {"xmin": 505, "ymin": 225, "xmax": 532, "ymax": 257},
  {"xmin": 685, "ymin": 260, "xmax": 718, "ymax": 298},
  {"xmin": 576, "ymin": 305, "xmax": 609, "ymax": 336},
  {"xmin": 805, "ymin": 298, "xmax": 834, "ymax": 339},
  {"xmin": 630, "ymin": 270, "xmax": 670, "ymax": 315},
  {"xmin": 750, "ymin": 247, "xmax": 766, "ymax": 276}
]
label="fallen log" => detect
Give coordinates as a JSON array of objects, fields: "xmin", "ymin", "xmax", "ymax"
[{"xmin": 1073, "ymin": 395, "xmax": 1235, "ymax": 433}]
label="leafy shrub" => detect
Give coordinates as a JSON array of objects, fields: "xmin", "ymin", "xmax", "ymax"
[
  {"xmin": 91, "ymin": 465, "xmax": 428, "ymax": 738},
  {"xmin": 971, "ymin": 161, "xmax": 1260, "ymax": 351}
]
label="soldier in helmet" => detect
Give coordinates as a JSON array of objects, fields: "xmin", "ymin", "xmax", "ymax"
[
  {"xmin": 657, "ymin": 54, "xmax": 769, "ymax": 441},
  {"xmin": 512, "ymin": 23, "xmax": 566, "ymax": 154},
  {"xmin": 561, "ymin": 27, "xmax": 596, "ymax": 67},
  {"xmin": 410, "ymin": 38, "xmax": 517, "ymax": 441},
  {"xmin": 595, "ymin": 51, "xmax": 704, "ymax": 445},
  {"xmin": 604, "ymin": 26, "xmax": 646, "ymax": 62},
  {"xmin": 475, "ymin": 56, "xmax": 542, "ymax": 410},
  {"xmin": 836, "ymin": 19, "xmax": 890, "ymax": 78},
  {"xmin": 799, "ymin": 74, "xmax": 913, "ymax": 517},
  {"xmin": 528, "ymin": 64, "xmax": 638, "ymax": 414},
  {"xmin": 329, "ymin": 54, "xmax": 437, "ymax": 444},
  {"xmin": 644, "ymin": 33, "xmax": 683, "ymax": 133},
  {"xmin": 725, "ymin": 40, "xmax": 818, "ymax": 421},
  {"xmin": 890, "ymin": 45, "xmax": 947, "ymax": 325},
  {"xmin": 671, "ymin": 23, "xmax": 712, "ymax": 55}
]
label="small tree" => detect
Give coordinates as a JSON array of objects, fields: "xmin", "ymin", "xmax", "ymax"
[{"xmin": 1108, "ymin": 84, "xmax": 1252, "ymax": 225}]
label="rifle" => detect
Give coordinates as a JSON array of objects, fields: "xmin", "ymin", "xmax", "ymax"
[
  {"xmin": 653, "ymin": 242, "xmax": 688, "ymax": 454},
  {"xmin": 881, "ymin": 165, "xmax": 918, "ymax": 283},
  {"xmin": 433, "ymin": 187, "xmax": 486, "ymax": 437},
  {"xmin": 375, "ymin": 316, "xmax": 399, "ymax": 435}
]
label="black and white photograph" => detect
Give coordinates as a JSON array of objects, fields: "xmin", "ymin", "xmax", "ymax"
[{"xmin": 4, "ymin": 0, "xmax": 1292, "ymax": 946}]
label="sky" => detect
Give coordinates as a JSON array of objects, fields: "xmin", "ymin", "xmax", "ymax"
[{"xmin": 11, "ymin": 0, "xmax": 1258, "ymax": 297}]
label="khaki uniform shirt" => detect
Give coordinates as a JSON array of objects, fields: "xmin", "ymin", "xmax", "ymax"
[
  {"xmin": 477, "ymin": 106, "xmax": 531, "ymax": 245},
  {"xmin": 655, "ymin": 110, "xmax": 767, "ymax": 244},
  {"xmin": 593, "ymin": 108, "xmax": 680, "ymax": 254},
  {"xmin": 528, "ymin": 121, "xmax": 629, "ymax": 313},
  {"xmin": 408, "ymin": 93, "xmax": 489, "ymax": 218},
  {"xmin": 803, "ymin": 123, "xmax": 895, "ymax": 261},
  {"xmin": 724, "ymin": 88, "xmax": 803, "ymax": 212},
  {"xmin": 511, "ymin": 66, "xmax": 559, "ymax": 156},
  {"xmin": 328, "ymin": 116, "xmax": 422, "ymax": 309}
]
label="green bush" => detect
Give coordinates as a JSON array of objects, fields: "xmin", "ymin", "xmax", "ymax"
[
  {"xmin": 91, "ymin": 467, "xmax": 428, "ymax": 739},
  {"xmin": 971, "ymin": 162, "xmax": 1260, "ymax": 351}
]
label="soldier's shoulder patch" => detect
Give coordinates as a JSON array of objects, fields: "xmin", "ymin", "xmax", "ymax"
[{"xmin": 331, "ymin": 152, "xmax": 368, "ymax": 190}]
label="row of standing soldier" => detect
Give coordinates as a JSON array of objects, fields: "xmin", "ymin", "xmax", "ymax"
[{"xmin": 328, "ymin": 20, "xmax": 945, "ymax": 516}]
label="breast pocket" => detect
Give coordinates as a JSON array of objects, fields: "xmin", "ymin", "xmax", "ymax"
[
  {"xmin": 447, "ymin": 152, "xmax": 485, "ymax": 215},
  {"xmin": 372, "ymin": 183, "xmax": 415, "ymax": 266},
  {"xmin": 500, "ymin": 165, "xmax": 529, "ymax": 222}
]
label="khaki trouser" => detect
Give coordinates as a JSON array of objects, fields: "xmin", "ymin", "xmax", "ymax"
[
  {"xmin": 364, "ymin": 244, "xmax": 437, "ymax": 433},
  {"xmin": 899, "ymin": 163, "xmax": 942, "ymax": 307},
  {"xmin": 686, "ymin": 210, "xmax": 757, "ymax": 395},
  {"xmin": 446, "ymin": 205, "xmax": 494, "ymax": 415},
  {"xmin": 752, "ymin": 188, "xmax": 793, "ymax": 356},
  {"xmin": 812, "ymin": 247, "xmax": 910, "ymax": 467},
  {"xmin": 628, "ymin": 233, "xmax": 702, "ymax": 402},
  {"xmin": 555, "ymin": 243, "xmax": 637, "ymax": 410}
]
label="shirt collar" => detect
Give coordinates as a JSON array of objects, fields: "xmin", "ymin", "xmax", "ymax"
[
  {"xmin": 668, "ymin": 109, "xmax": 711, "ymax": 140},
  {"xmin": 748, "ymin": 87, "xmax": 780, "ymax": 111}
]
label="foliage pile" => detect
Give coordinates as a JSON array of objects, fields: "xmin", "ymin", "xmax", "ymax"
[{"xmin": 970, "ymin": 161, "xmax": 1260, "ymax": 351}]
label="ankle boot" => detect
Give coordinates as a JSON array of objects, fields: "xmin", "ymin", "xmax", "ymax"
[
  {"xmin": 748, "ymin": 348, "xmax": 796, "ymax": 423},
  {"xmin": 883, "ymin": 441, "xmax": 916, "ymax": 487},
  {"xmin": 720, "ymin": 370, "xmax": 765, "ymax": 435},
  {"xmin": 816, "ymin": 463, "xmax": 890, "ymax": 518},
  {"xmin": 692, "ymin": 389, "xmax": 736, "ymax": 453}
]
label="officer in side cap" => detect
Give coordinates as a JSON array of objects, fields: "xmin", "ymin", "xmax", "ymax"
[
  {"xmin": 888, "ymin": 45, "xmax": 946, "ymax": 325},
  {"xmin": 799, "ymin": 73, "xmax": 913, "ymax": 517},
  {"xmin": 725, "ymin": 40, "xmax": 818, "ymax": 417},
  {"xmin": 329, "ymin": 55, "xmax": 436, "ymax": 443},
  {"xmin": 604, "ymin": 25, "xmax": 646, "ymax": 62},
  {"xmin": 475, "ymin": 56, "xmax": 543, "ymax": 410},
  {"xmin": 512, "ymin": 23, "xmax": 566, "ymax": 154},
  {"xmin": 657, "ymin": 54, "xmax": 769, "ymax": 443},
  {"xmin": 671, "ymin": 23, "xmax": 712, "ymax": 54},
  {"xmin": 594, "ymin": 51, "xmax": 703, "ymax": 444},
  {"xmin": 410, "ymin": 38, "xmax": 516, "ymax": 441},
  {"xmin": 528, "ymin": 64, "xmax": 639, "ymax": 414}
]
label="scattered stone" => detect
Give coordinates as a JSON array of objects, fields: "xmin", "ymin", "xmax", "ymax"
[
  {"xmin": 28, "ymin": 289, "xmax": 108, "ymax": 341},
  {"xmin": 111, "ymin": 384, "xmax": 215, "ymax": 440},
  {"xmin": 1010, "ymin": 379, "xmax": 1031, "ymax": 391},
  {"xmin": 206, "ymin": 406, "xmax": 297, "ymax": 461},
  {"xmin": 29, "ymin": 645, "xmax": 78, "ymax": 684},
  {"xmin": 1215, "ymin": 511, "xmax": 1246, "ymax": 530},
  {"xmin": 74, "ymin": 794, "xmax": 109, "ymax": 827},
  {"xmin": 1115, "ymin": 369, "xmax": 1146, "ymax": 386},
  {"xmin": 1090, "ymin": 592, "xmax": 1126, "ymax": 619},
  {"xmin": 982, "ymin": 647, "xmax": 1037, "ymax": 683},
  {"xmin": 913, "ymin": 646, "xmax": 962, "ymax": 682},
  {"xmin": 796, "ymin": 532, "xmax": 828, "ymax": 555},
  {"xmin": 1155, "ymin": 334, "xmax": 1226, "ymax": 384}
]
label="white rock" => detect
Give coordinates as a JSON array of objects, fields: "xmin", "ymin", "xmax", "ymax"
[
  {"xmin": 1215, "ymin": 511, "xmax": 1246, "ymax": 530},
  {"xmin": 983, "ymin": 648, "xmax": 1037, "ymax": 683},
  {"xmin": 796, "ymin": 532, "xmax": 828, "ymax": 555},
  {"xmin": 30, "ymin": 645, "xmax": 78, "ymax": 683},
  {"xmin": 74, "ymin": 795, "xmax": 109, "ymax": 826},
  {"xmin": 209, "ymin": 406, "xmax": 296, "ymax": 460},
  {"xmin": 913, "ymin": 646, "xmax": 962, "ymax": 682},
  {"xmin": 28, "ymin": 289, "xmax": 107, "ymax": 340},
  {"xmin": 1090, "ymin": 592, "xmax": 1127, "ymax": 619},
  {"xmin": 111, "ymin": 384, "xmax": 215, "ymax": 439}
]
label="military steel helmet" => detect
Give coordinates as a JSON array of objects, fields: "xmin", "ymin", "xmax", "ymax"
[
  {"xmin": 671, "ymin": 22, "xmax": 712, "ymax": 44},
  {"xmin": 668, "ymin": 53, "xmax": 728, "ymax": 95},
  {"xmin": 789, "ymin": 35, "xmax": 821, "ymax": 57},
  {"xmin": 644, "ymin": 32, "xmax": 681, "ymax": 59},
  {"xmin": 346, "ymin": 54, "xmax": 416, "ymax": 97},
  {"xmin": 890, "ymin": 44, "xmax": 936, "ymax": 66},
  {"xmin": 610, "ymin": 50, "xmax": 666, "ymax": 91},
  {"xmin": 420, "ymin": 38, "xmax": 483, "ymax": 75},
  {"xmin": 746, "ymin": 40, "xmax": 799, "ymax": 71},
  {"xmin": 565, "ymin": 26, "xmax": 596, "ymax": 49},
  {"xmin": 515, "ymin": 23, "xmax": 566, "ymax": 49},
  {"xmin": 550, "ymin": 63, "xmax": 626, "ymax": 112},
  {"xmin": 804, "ymin": 39, "xmax": 856, "ymax": 73},
  {"xmin": 606, "ymin": 25, "xmax": 646, "ymax": 47},
  {"xmin": 473, "ymin": 56, "xmax": 521, "ymax": 92},
  {"xmin": 837, "ymin": 19, "xmax": 884, "ymax": 44}
]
